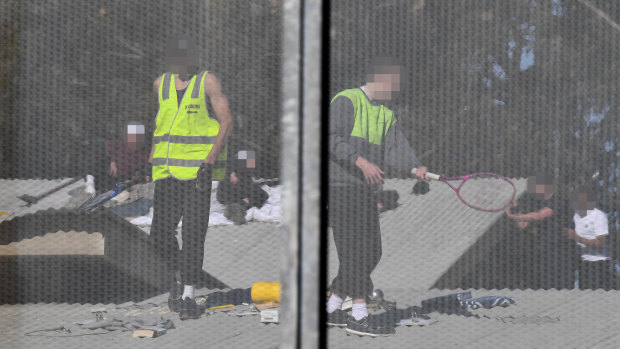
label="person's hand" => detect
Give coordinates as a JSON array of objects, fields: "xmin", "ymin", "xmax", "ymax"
[
  {"xmin": 145, "ymin": 176, "xmax": 151, "ymax": 182},
  {"xmin": 414, "ymin": 166, "xmax": 430, "ymax": 180},
  {"xmin": 355, "ymin": 157, "xmax": 384, "ymax": 185},
  {"xmin": 505, "ymin": 200, "xmax": 518, "ymax": 216},
  {"xmin": 516, "ymin": 221, "xmax": 529, "ymax": 230},
  {"xmin": 109, "ymin": 162, "xmax": 118, "ymax": 177},
  {"xmin": 195, "ymin": 163, "xmax": 213, "ymax": 191},
  {"xmin": 563, "ymin": 228, "xmax": 576, "ymax": 240},
  {"xmin": 375, "ymin": 181, "xmax": 383, "ymax": 192},
  {"xmin": 230, "ymin": 172, "xmax": 239, "ymax": 184}
]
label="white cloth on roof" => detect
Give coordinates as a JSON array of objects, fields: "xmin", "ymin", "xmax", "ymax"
[{"xmin": 245, "ymin": 185, "xmax": 282, "ymax": 223}]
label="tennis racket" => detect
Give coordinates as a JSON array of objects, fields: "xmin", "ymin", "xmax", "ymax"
[{"xmin": 412, "ymin": 168, "xmax": 516, "ymax": 212}]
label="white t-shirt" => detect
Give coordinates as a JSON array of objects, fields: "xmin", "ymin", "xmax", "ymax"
[{"xmin": 573, "ymin": 208, "xmax": 610, "ymax": 262}]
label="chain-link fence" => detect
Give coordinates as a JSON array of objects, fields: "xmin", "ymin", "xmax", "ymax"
[{"xmin": 3, "ymin": 0, "xmax": 620, "ymax": 347}]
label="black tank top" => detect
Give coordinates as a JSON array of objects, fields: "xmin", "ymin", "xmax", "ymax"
[{"xmin": 177, "ymin": 86, "xmax": 187, "ymax": 107}]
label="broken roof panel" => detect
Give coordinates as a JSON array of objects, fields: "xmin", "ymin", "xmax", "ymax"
[{"xmin": 0, "ymin": 178, "xmax": 85, "ymax": 223}]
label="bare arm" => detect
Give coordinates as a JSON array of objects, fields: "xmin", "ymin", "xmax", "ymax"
[
  {"xmin": 564, "ymin": 228, "xmax": 607, "ymax": 248},
  {"xmin": 579, "ymin": 234, "xmax": 606, "ymax": 248},
  {"xmin": 506, "ymin": 207, "xmax": 554, "ymax": 222},
  {"xmin": 204, "ymin": 73, "xmax": 232, "ymax": 164}
]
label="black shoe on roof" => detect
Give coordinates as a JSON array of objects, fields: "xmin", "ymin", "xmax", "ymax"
[
  {"xmin": 179, "ymin": 297, "xmax": 203, "ymax": 320},
  {"xmin": 167, "ymin": 282, "xmax": 184, "ymax": 313},
  {"xmin": 327, "ymin": 309, "xmax": 351, "ymax": 327},
  {"xmin": 168, "ymin": 296, "xmax": 183, "ymax": 313},
  {"xmin": 225, "ymin": 203, "xmax": 247, "ymax": 225},
  {"xmin": 168, "ymin": 281, "xmax": 183, "ymax": 313},
  {"xmin": 345, "ymin": 316, "xmax": 395, "ymax": 337}
]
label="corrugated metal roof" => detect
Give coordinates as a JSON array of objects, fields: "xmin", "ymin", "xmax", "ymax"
[
  {"xmin": 9, "ymin": 176, "xmax": 618, "ymax": 348},
  {"xmin": 328, "ymin": 178, "xmax": 528, "ymax": 290},
  {"xmin": 203, "ymin": 222, "xmax": 283, "ymax": 288},
  {"xmin": 0, "ymin": 288, "xmax": 281, "ymax": 349},
  {"xmin": 0, "ymin": 179, "xmax": 282, "ymax": 295},
  {"xmin": 1, "ymin": 287, "xmax": 619, "ymax": 348},
  {"xmin": 3, "ymin": 176, "xmax": 525, "ymax": 296},
  {"xmin": 328, "ymin": 288, "xmax": 620, "ymax": 349}
]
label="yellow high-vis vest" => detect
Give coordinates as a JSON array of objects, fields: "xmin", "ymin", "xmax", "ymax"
[
  {"xmin": 331, "ymin": 88, "xmax": 396, "ymax": 145},
  {"xmin": 152, "ymin": 71, "xmax": 227, "ymax": 181}
]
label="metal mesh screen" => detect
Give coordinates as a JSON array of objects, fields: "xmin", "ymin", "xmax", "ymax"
[
  {"xmin": 8, "ymin": 0, "xmax": 281, "ymax": 179},
  {"xmin": 1, "ymin": 0, "xmax": 285, "ymax": 348},
  {"xmin": 327, "ymin": 0, "xmax": 620, "ymax": 346},
  {"xmin": 3, "ymin": 0, "xmax": 620, "ymax": 347}
]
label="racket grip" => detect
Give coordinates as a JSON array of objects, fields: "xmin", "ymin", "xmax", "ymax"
[{"xmin": 412, "ymin": 167, "xmax": 441, "ymax": 181}]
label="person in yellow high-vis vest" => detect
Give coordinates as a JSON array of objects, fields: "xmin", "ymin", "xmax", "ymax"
[
  {"xmin": 148, "ymin": 35, "xmax": 232, "ymax": 320},
  {"xmin": 326, "ymin": 56, "xmax": 429, "ymax": 336}
]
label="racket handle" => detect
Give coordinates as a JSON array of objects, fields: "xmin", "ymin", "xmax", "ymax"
[{"xmin": 412, "ymin": 167, "xmax": 441, "ymax": 181}]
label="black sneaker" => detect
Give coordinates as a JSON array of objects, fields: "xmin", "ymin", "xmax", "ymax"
[
  {"xmin": 345, "ymin": 316, "xmax": 395, "ymax": 337},
  {"xmin": 179, "ymin": 297, "xmax": 203, "ymax": 320},
  {"xmin": 327, "ymin": 309, "xmax": 351, "ymax": 327},
  {"xmin": 168, "ymin": 296, "xmax": 183, "ymax": 313},
  {"xmin": 167, "ymin": 282, "xmax": 184, "ymax": 313},
  {"xmin": 225, "ymin": 203, "xmax": 247, "ymax": 225}
]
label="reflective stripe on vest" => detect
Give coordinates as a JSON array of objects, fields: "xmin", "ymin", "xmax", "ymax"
[
  {"xmin": 152, "ymin": 71, "xmax": 227, "ymax": 181},
  {"xmin": 330, "ymin": 88, "xmax": 395, "ymax": 145},
  {"xmin": 153, "ymin": 135, "xmax": 217, "ymax": 145}
]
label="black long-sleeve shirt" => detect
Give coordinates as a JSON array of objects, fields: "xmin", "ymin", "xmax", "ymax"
[{"xmin": 329, "ymin": 90, "xmax": 421, "ymax": 187}]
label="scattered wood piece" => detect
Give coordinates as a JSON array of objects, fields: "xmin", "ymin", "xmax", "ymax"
[
  {"xmin": 133, "ymin": 327, "xmax": 167, "ymax": 338},
  {"xmin": 255, "ymin": 302, "xmax": 279, "ymax": 310}
]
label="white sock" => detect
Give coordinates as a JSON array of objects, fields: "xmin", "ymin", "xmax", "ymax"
[
  {"xmin": 182, "ymin": 285, "xmax": 194, "ymax": 300},
  {"xmin": 85, "ymin": 175, "xmax": 95, "ymax": 194},
  {"xmin": 352, "ymin": 303, "xmax": 368, "ymax": 321},
  {"xmin": 326, "ymin": 294, "xmax": 343, "ymax": 313}
]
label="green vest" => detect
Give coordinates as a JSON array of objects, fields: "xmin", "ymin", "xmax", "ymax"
[
  {"xmin": 331, "ymin": 88, "xmax": 396, "ymax": 145},
  {"xmin": 152, "ymin": 71, "xmax": 227, "ymax": 181}
]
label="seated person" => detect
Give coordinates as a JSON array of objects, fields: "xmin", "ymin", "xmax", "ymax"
[
  {"xmin": 85, "ymin": 121, "xmax": 150, "ymax": 194},
  {"xmin": 504, "ymin": 171, "xmax": 574, "ymax": 289},
  {"xmin": 564, "ymin": 186, "xmax": 612, "ymax": 290},
  {"xmin": 216, "ymin": 150, "xmax": 268, "ymax": 224}
]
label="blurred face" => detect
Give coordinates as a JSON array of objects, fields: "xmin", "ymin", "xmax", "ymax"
[
  {"xmin": 571, "ymin": 192, "xmax": 596, "ymax": 213},
  {"xmin": 235, "ymin": 150, "xmax": 256, "ymax": 174},
  {"xmin": 527, "ymin": 176, "xmax": 554, "ymax": 199},
  {"xmin": 165, "ymin": 36, "xmax": 199, "ymax": 80},
  {"xmin": 367, "ymin": 65, "xmax": 401, "ymax": 101},
  {"xmin": 126, "ymin": 124, "xmax": 145, "ymax": 151}
]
